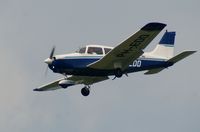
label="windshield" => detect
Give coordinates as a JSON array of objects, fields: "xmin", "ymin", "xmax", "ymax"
[{"xmin": 78, "ymin": 47, "xmax": 86, "ymax": 54}]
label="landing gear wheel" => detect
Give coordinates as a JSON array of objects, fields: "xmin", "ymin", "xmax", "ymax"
[
  {"xmin": 81, "ymin": 87, "xmax": 90, "ymax": 96},
  {"xmin": 115, "ymin": 68, "xmax": 123, "ymax": 78},
  {"xmin": 61, "ymin": 85, "xmax": 68, "ymax": 88}
]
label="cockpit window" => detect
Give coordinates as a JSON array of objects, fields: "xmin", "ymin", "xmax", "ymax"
[
  {"xmin": 104, "ymin": 48, "xmax": 112, "ymax": 54},
  {"xmin": 87, "ymin": 47, "xmax": 103, "ymax": 55},
  {"xmin": 79, "ymin": 47, "xmax": 86, "ymax": 54}
]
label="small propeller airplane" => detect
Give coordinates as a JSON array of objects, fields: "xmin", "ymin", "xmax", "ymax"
[{"xmin": 34, "ymin": 22, "xmax": 196, "ymax": 96}]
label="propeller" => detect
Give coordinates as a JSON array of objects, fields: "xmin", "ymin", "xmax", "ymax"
[
  {"xmin": 44, "ymin": 46, "xmax": 56, "ymax": 64},
  {"xmin": 44, "ymin": 46, "xmax": 56, "ymax": 76}
]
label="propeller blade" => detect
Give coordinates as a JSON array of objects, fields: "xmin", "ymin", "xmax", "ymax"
[{"xmin": 49, "ymin": 46, "xmax": 55, "ymax": 59}]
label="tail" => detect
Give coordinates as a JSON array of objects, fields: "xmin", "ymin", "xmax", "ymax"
[
  {"xmin": 144, "ymin": 31, "xmax": 197, "ymax": 75},
  {"xmin": 149, "ymin": 31, "xmax": 176, "ymax": 59}
]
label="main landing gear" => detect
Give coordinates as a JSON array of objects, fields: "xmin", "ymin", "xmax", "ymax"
[
  {"xmin": 115, "ymin": 68, "xmax": 123, "ymax": 78},
  {"xmin": 112, "ymin": 68, "xmax": 124, "ymax": 80},
  {"xmin": 81, "ymin": 86, "xmax": 90, "ymax": 96}
]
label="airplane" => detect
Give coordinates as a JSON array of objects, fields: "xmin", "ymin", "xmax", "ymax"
[{"xmin": 34, "ymin": 22, "xmax": 196, "ymax": 96}]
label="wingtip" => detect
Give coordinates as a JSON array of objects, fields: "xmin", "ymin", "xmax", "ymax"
[
  {"xmin": 33, "ymin": 88, "xmax": 43, "ymax": 91},
  {"xmin": 189, "ymin": 51, "xmax": 197, "ymax": 56},
  {"xmin": 191, "ymin": 50, "xmax": 197, "ymax": 53},
  {"xmin": 141, "ymin": 22, "xmax": 167, "ymax": 31},
  {"xmin": 184, "ymin": 50, "xmax": 197, "ymax": 55}
]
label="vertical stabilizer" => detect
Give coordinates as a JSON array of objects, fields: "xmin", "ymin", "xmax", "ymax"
[{"xmin": 149, "ymin": 31, "xmax": 176, "ymax": 59}]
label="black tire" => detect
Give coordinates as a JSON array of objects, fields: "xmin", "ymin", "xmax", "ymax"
[
  {"xmin": 115, "ymin": 68, "xmax": 123, "ymax": 78},
  {"xmin": 81, "ymin": 87, "xmax": 90, "ymax": 96},
  {"xmin": 59, "ymin": 84, "xmax": 68, "ymax": 89},
  {"xmin": 61, "ymin": 85, "xmax": 68, "ymax": 88}
]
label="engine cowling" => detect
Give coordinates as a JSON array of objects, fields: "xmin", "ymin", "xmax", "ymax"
[{"xmin": 58, "ymin": 79, "xmax": 75, "ymax": 88}]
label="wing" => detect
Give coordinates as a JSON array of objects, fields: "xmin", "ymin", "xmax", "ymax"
[
  {"xmin": 88, "ymin": 22, "xmax": 166, "ymax": 70},
  {"xmin": 34, "ymin": 79, "xmax": 63, "ymax": 91},
  {"xmin": 34, "ymin": 76, "xmax": 109, "ymax": 91}
]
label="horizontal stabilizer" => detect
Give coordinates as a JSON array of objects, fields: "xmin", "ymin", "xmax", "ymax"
[
  {"xmin": 167, "ymin": 51, "xmax": 196, "ymax": 63},
  {"xmin": 144, "ymin": 68, "xmax": 165, "ymax": 75},
  {"xmin": 145, "ymin": 51, "xmax": 196, "ymax": 75}
]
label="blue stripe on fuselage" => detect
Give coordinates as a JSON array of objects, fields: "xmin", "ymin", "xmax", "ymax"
[
  {"xmin": 49, "ymin": 57, "xmax": 172, "ymax": 76},
  {"xmin": 53, "ymin": 57, "xmax": 101, "ymax": 69}
]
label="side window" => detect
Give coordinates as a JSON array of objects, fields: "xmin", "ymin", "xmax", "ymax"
[
  {"xmin": 104, "ymin": 48, "xmax": 112, "ymax": 54},
  {"xmin": 88, "ymin": 47, "xmax": 103, "ymax": 55},
  {"xmin": 79, "ymin": 47, "xmax": 86, "ymax": 54}
]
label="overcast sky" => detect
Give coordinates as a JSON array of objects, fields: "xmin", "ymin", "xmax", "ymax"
[{"xmin": 0, "ymin": 0, "xmax": 200, "ymax": 132}]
